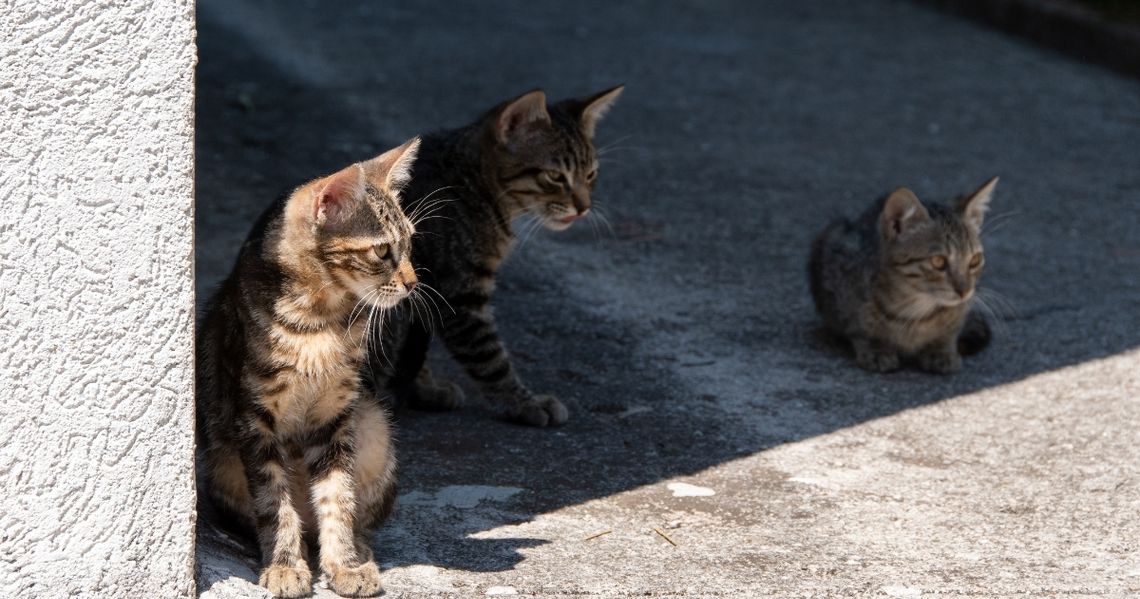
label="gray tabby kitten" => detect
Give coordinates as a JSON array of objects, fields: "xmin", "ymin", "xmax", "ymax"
[
  {"xmin": 197, "ymin": 139, "xmax": 420, "ymax": 598},
  {"xmin": 369, "ymin": 86, "xmax": 623, "ymax": 427},
  {"xmin": 809, "ymin": 177, "xmax": 998, "ymax": 373}
]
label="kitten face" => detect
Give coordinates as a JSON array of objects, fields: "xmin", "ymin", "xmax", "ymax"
[
  {"xmin": 490, "ymin": 86, "xmax": 623, "ymax": 231},
  {"xmin": 880, "ymin": 179, "xmax": 996, "ymax": 308},
  {"xmin": 310, "ymin": 138, "xmax": 421, "ymax": 309},
  {"xmin": 318, "ymin": 228, "xmax": 416, "ymax": 310},
  {"xmin": 887, "ymin": 218, "xmax": 984, "ymax": 306}
]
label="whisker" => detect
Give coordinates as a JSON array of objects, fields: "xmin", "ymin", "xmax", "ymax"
[
  {"xmin": 406, "ymin": 291, "xmax": 426, "ymax": 332},
  {"xmin": 406, "ymin": 187, "xmax": 458, "ymax": 220},
  {"xmin": 345, "ymin": 287, "xmax": 380, "ymax": 340},
  {"xmin": 408, "ymin": 199, "xmax": 449, "ymax": 221},
  {"xmin": 597, "ymin": 157, "xmax": 630, "ymax": 167},
  {"xmin": 417, "ymin": 281, "xmax": 455, "ymax": 316},
  {"xmin": 413, "ymin": 289, "xmax": 442, "ymax": 334},
  {"xmin": 590, "ymin": 205, "xmax": 617, "ymax": 238},
  {"xmin": 365, "ymin": 300, "xmax": 393, "ymax": 368},
  {"xmin": 971, "ymin": 293, "xmax": 1010, "ymax": 340},
  {"xmin": 596, "ymin": 134, "xmax": 635, "ymax": 154},
  {"xmin": 416, "ymin": 288, "xmax": 444, "ymax": 330},
  {"xmin": 516, "ymin": 215, "xmax": 544, "ymax": 250},
  {"xmin": 596, "ymin": 146, "xmax": 643, "ymax": 157},
  {"xmin": 408, "ymin": 198, "xmax": 455, "ymax": 222},
  {"xmin": 981, "ymin": 210, "xmax": 1022, "ymax": 237}
]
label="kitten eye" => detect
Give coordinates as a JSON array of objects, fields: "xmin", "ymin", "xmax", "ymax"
[
  {"xmin": 969, "ymin": 253, "xmax": 984, "ymax": 268},
  {"xmin": 930, "ymin": 255, "xmax": 948, "ymax": 270},
  {"xmin": 585, "ymin": 169, "xmax": 597, "ymax": 182},
  {"xmin": 544, "ymin": 171, "xmax": 568, "ymax": 185},
  {"xmin": 373, "ymin": 244, "xmax": 391, "ymax": 261}
]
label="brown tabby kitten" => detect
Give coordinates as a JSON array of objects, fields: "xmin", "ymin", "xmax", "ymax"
[
  {"xmin": 368, "ymin": 86, "xmax": 623, "ymax": 427},
  {"xmin": 196, "ymin": 139, "xmax": 420, "ymax": 598},
  {"xmin": 809, "ymin": 177, "xmax": 998, "ymax": 373}
]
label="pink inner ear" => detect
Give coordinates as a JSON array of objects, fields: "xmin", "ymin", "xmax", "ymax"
[
  {"xmin": 505, "ymin": 112, "xmax": 526, "ymax": 133},
  {"xmin": 315, "ymin": 168, "xmax": 362, "ymax": 224},
  {"xmin": 503, "ymin": 112, "xmax": 538, "ymax": 142},
  {"xmin": 497, "ymin": 91, "xmax": 548, "ymax": 144},
  {"xmin": 891, "ymin": 217, "xmax": 904, "ymax": 237},
  {"xmin": 501, "ymin": 111, "xmax": 527, "ymax": 140}
]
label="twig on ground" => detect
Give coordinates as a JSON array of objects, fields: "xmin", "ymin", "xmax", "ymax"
[
  {"xmin": 582, "ymin": 530, "xmax": 613, "ymax": 541},
  {"xmin": 653, "ymin": 527, "xmax": 678, "ymax": 547}
]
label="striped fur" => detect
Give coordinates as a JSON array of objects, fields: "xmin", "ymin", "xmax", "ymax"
[
  {"xmin": 808, "ymin": 178, "xmax": 998, "ymax": 373},
  {"xmin": 196, "ymin": 139, "xmax": 419, "ymax": 598},
  {"xmin": 367, "ymin": 86, "xmax": 623, "ymax": 427}
]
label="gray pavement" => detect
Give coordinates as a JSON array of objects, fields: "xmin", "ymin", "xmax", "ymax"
[{"xmin": 194, "ymin": 1, "xmax": 1140, "ymax": 597}]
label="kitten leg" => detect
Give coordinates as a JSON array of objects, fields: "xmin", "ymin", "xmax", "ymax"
[
  {"xmin": 392, "ymin": 321, "xmax": 465, "ymax": 411},
  {"xmin": 440, "ymin": 305, "xmax": 568, "ymax": 427},
  {"xmin": 352, "ymin": 401, "xmax": 398, "ymax": 530},
  {"xmin": 307, "ymin": 403, "xmax": 382, "ymax": 597},
  {"xmin": 239, "ymin": 425, "xmax": 312, "ymax": 598},
  {"xmin": 410, "ymin": 365, "xmax": 466, "ymax": 410},
  {"xmin": 916, "ymin": 336, "xmax": 962, "ymax": 374},
  {"xmin": 851, "ymin": 337, "xmax": 901, "ymax": 373},
  {"xmin": 201, "ymin": 439, "xmax": 257, "ymax": 540},
  {"xmin": 350, "ymin": 401, "xmax": 398, "ymax": 568}
]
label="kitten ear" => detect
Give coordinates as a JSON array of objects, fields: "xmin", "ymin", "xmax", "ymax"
[
  {"xmin": 313, "ymin": 164, "xmax": 366, "ymax": 229},
  {"xmin": 563, "ymin": 84, "xmax": 624, "ymax": 138},
  {"xmin": 957, "ymin": 176, "xmax": 998, "ymax": 232},
  {"xmin": 364, "ymin": 136, "xmax": 421, "ymax": 194},
  {"xmin": 880, "ymin": 187, "xmax": 930, "ymax": 239},
  {"xmin": 496, "ymin": 90, "xmax": 550, "ymax": 146}
]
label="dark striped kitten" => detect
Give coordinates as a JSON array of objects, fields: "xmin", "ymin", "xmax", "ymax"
[
  {"xmin": 809, "ymin": 177, "xmax": 997, "ymax": 373},
  {"xmin": 196, "ymin": 139, "xmax": 420, "ymax": 598},
  {"xmin": 369, "ymin": 86, "xmax": 623, "ymax": 427}
]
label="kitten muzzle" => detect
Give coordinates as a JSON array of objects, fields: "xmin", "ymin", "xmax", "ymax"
[{"xmin": 558, "ymin": 208, "xmax": 589, "ymax": 224}]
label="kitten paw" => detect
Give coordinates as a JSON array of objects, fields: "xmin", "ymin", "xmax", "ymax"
[
  {"xmin": 513, "ymin": 394, "xmax": 569, "ymax": 427},
  {"xmin": 855, "ymin": 349, "xmax": 900, "ymax": 373},
  {"xmin": 259, "ymin": 564, "xmax": 312, "ymax": 598},
  {"xmin": 327, "ymin": 560, "xmax": 383, "ymax": 597},
  {"xmin": 918, "ymin": 350, "xmax": 962, "ymax": 374}
]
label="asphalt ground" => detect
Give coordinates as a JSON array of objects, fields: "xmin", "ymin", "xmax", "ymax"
[{"xmin": 195, "ymin": 1, "xmax": 1140, "ymax": 597}]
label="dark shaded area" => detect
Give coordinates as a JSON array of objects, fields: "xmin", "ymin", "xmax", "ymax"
[
  {"xmin": 194, "ymin": 0, "xmax": 1140, "ymax": 585},
  {"xmin": 916, "ymin": 0, "xmax": 1140, "ymax": 78}
]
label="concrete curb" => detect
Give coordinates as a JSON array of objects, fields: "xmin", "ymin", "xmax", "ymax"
[{"xmin": 914, "ymin": 0, "xmax": 1140, "ymax": 78}]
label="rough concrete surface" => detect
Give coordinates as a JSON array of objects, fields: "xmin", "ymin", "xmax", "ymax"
[
  {"xmin": 0, "ymin": 1, "xmax": 197, "ymax": 597},
  {"xmin": 195, "ymin": 1, "xmax": 1140, "ymax": 597}
]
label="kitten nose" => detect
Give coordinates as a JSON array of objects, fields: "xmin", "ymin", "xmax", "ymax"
[
  {"xmin": 397, "ymin": 259, "xmax": 417, "ymax": 292},
  {"xmin": 572, "ymin": 189, "xmax": 590, "ymax": 214},
  {"xmin": 948, "ymin": 271, "xmax": 970, "ymax": 298}
]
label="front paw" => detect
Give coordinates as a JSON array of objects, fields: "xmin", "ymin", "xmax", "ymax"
[
  {"xmin": 918, "ymin": 348, "xmax": 962, "ymax": 374},
  {"xmin": 327, "ymin": 560, "xmax": 382, "ymax": 597},
  {"xmin": 259, "ymin": 564, "xmax": 313, "ymax": 598},
  {"xmin": 512, "ymin": 394, "xmax": 569, "ymax": 427},
  {"xmin": 855, "ymin": 348, "xmax": 900, "ymax": 373}
]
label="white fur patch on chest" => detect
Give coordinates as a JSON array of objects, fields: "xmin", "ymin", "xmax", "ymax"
[{"xmin": 272, "ymin": 374, "xmax": 356, "ymax": 439}]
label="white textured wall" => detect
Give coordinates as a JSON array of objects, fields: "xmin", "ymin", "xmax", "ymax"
[{"xmin": 0, "ymin": 1, "xmax": 196, "ymax": 597}]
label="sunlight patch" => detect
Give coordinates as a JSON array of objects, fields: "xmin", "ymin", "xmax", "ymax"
[
  {"xmin": 667, "ymin": 482, "xmax": 715, "ymax": 497},
  {"xmin": 400, "ymin": 485, "xmax": 523, "ymax": 509}
]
